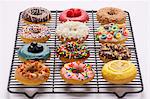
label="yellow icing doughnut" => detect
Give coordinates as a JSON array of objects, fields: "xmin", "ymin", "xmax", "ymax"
[{"xmin": 102, "ymin": 60, "xmax": 137, "ymax": 84}]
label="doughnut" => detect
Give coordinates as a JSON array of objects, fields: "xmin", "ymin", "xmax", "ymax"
[
  {"xmin": 22, "ymin": 7, "xmax": 51, "ymax": 23},
  {"xmin": 56, "ymin": 42, "xmax": 90, "ymax": 63},
  {"xmin": 56, "ymin": 21, "xmax": 89, "ymax": 43},
  {"xmin": 60, "ymin": 62, "xmax": 95, "ymax": 84},
  {"xmin": 95, "ymin": 23, "xmax": 129, "ymax": 44},
  {"xmin": 19, "ymin": 24, "xmax": 51, "ymax": 43},
  {"xmin": 18, "ymin": 42, "xmax": 51, "ymax": 62},
  {"xmin": 96, "ymin": 7, "xmax": 126, "ymax": 24},
  {"xmin": 59, "ymin": 8, "xmax": 89, "ymax": 22},
  {"xmin": 102, "ymin": 60, "xmax": 137, "ymax": 84},
  {"xmin": 15, "ymin": 60, "xmax": 50, "ymax": 86},
  {"xmin": 99, "ymin": 43, "xmax": 131, "ymax": 62}
]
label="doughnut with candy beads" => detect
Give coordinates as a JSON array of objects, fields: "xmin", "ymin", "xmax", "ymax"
[{"xmin": 95, "ymin": 23, "xmax": 129, "ymax": 44}]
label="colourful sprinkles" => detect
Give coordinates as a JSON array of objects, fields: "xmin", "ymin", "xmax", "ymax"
[
  {"xmin": 62, "ymin": 62, "xmax": 95, "ymax": 80},
  {"xmin": 56, "ymin": 42, "xmax": 90, "ymax": 59}
]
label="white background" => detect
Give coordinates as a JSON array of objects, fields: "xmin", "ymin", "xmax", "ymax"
[{"xmin": 0, "ymin": 0, "xmax": 149, "ymax": 99}]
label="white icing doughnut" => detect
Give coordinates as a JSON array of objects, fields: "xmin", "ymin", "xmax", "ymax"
[
  {"xmin": 19, "ymin": 24, "xmax": 50, "ymax": 39},
  {"xmin": 56, "ymin": 21, "xmax": 89, "ymax": 42}
]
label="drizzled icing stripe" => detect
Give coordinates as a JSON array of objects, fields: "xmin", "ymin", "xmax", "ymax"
[{"xmin": 22, "ymin": 7, "xmax": 51, "ymax": 23}]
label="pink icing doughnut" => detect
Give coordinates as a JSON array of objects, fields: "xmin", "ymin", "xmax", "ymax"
[
  {"xmin": 60, "ymin": 62, "xmax": 95, "ymax": 84},
  {"xmin": 59, "ymin": 8, "xmax": 89, "ymax": 22}
]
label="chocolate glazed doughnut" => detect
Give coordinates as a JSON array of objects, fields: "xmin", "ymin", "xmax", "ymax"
[
  {"xmin": 96, "ymin": 7, "xmax": 126, "ymax": 24},
  {"xmin": 22, "ymin": 7, "xmax": 51, "ymax": 23},
  {"xmin": 99, "ymin": 43, "xmax": 131, "ymax": 62}
]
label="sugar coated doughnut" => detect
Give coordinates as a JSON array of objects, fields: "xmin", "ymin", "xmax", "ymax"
[{"xmin": 96, "ymin": 7, "xmax": 126, "ymax": 24}]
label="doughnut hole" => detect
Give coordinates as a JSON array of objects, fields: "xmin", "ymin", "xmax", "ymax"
[
  {"xmin": 72, "ymin": 67, "xmax": 84, "ymax": 74},
  {"xmin": 30, "ymin": 9, "xmax": 44, "ymax": 15},
  {"xmin": 30, "ymin": 26, "xmax": 42, "ymax": 34},
  {"xmin": 26, "ymin": 66, "xmax": 38, "ymax": 73},
  {"xmin": 107, "ymin": 10, "xmax": 117, "ymax": 15}
]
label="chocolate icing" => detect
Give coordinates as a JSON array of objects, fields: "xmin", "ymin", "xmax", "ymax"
[
  {"xmin": 22, "ymin": 7, "xmax": 51, "ymax": 23},
  {"xmin": 99, "ymin": 43, "xmax": 131, "ymax": 60}
]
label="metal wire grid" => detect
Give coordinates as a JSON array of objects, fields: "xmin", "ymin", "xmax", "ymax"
[{"xmin": 7, "ymin": 10, "xmax": 143, "ymax": 98}]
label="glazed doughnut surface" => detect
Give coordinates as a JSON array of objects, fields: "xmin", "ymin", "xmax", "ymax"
[
  {"xmin": 59, "ymin": 8, "xmax": 89, "ymax": 22},
  {"xmin": 61, "ymin": 62, "xmax": 95, "ymax": 84}
]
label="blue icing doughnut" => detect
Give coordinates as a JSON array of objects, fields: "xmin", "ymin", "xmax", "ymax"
[{"xmin": 18, "ymin": 43, "xmax": 50, "ymax": 61}]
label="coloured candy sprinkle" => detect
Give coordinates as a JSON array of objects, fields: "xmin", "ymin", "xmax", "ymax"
[
  {"xmin": 62, "ymin": 62, "xmax": 95, "ymax": 80},
  {"xmin": 101, "ymin": 34, "xmax": 107, "ymax": 39},
  {"xmin": 114, "ymin": 32, "xmax": 122, "ymax": 39},
  {"xmin": 123, "ymin": 30, "xmax": 128, "ymax": 36},
  {"xmin": 111, "ymin": 25, "xmax": 118, "ymax": 32},
  {"xmin": 107, "ymin": 34, "xmax": 113, "ymax": 40},
  {"xmin": 56, "ymin": 42, "xmax": 90, "ymax": 59},
  {"xmin": 95, "ymin": 23, "xmax": 129, "ymax": 41}
]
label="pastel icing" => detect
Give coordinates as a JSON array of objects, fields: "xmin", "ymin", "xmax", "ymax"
[
  {"xmin": 56, "ymin": 21, "xmax": 89, "ymax": 41},
  {"xmin": 18, "ymin": 43, "xmax": 50, "ymax": 60},
  {"xmin": 61, "ymin": 62, "xmax": 95, "ymax": 81}
]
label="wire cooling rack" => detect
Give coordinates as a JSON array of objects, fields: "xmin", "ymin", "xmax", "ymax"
[{"xmin": 7, "ymin": 10, "xmax": 143, "ymax": 98}]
